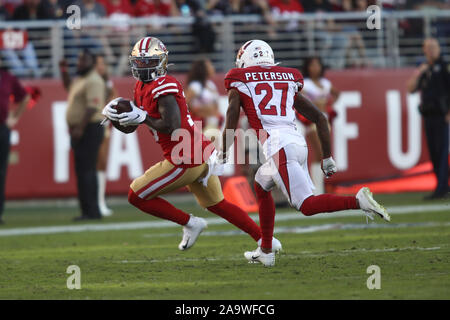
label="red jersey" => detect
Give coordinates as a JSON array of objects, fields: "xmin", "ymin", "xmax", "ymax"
[{"xmin": 134, "ymin": 74, "xmax": 213, "ymax": 168}]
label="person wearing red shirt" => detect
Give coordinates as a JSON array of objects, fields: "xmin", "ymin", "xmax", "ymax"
[
  {"xmin": 269, "ymin": 0, "xmax": 304, "ymax": 14},
  {"xmin": 0, "ymin": 65, "xmax": 30, "ymax": 224},
  {"xmin": 134, "ymin": 0, "xmax": 173, "ymax": 17},
  {"xmin": 98, "ymin": 0, "xmax": 134, "ymax": 16}
]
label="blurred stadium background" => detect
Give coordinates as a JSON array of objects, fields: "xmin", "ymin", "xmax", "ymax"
[
  {"xmin": 0, "ymin": 0, "xmax": 449, "ymax": 300},
  {"xmin": 1, "ymin": 0, "xmax": 449, "ymax": 200}
]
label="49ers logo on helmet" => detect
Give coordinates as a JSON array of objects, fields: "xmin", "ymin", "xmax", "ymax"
[{"xmin": 159, "ymin": 41, "xmax": 167, "ymax": 52}]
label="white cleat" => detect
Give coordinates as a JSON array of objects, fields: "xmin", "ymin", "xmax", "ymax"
[
  {"xmin": 356, "ymin": 187, "xmax": 391, "ymax": 222},
  {"xmin": 100, "ymin": 206, "xmax": 113, "ymax": 217},
  {"xmin": 244, "ymin": 247, "xmax": 275, "ymax": 267},
  {"xmin": 257, "ymin": 237, "xmax": 282, "ymax": 253},
  {"xmin": 178, "ymin": 215, "xmax": 207, "ymax": 251}
]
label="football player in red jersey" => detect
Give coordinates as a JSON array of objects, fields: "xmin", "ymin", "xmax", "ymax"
[
  {"xmin": 221, "ymin": 40, "xmax": 391, "ymax": 266},
  {"xmin": 102, "ymin": 37, "xmax": 282, "ymax": 252}
]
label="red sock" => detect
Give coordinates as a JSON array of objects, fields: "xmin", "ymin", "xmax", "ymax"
[
  {"xmin": 207, "ymin": 199, "xmax": 261, "ymax": 241},
  {"xmin": 128, "ymin": 189, "xmax": 190, "ymax": 225},
  {"xmin": 300, "ymin": 194, "xmax": 358, "ymax": 216},
  {"xmin": 254, "ymin": 182, "xmax": 275, "ymax": 250}
]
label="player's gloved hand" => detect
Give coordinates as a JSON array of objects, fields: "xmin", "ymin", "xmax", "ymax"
[
  {"xmin": 321, "ymin": 156, "xmax": 337, "ymax": 178},
  {"xmin": 117, "ymin": 101, "xmax": 147, "ymax": 127},
  {"xmin": 102, "ymin": 97, "xmax": 122, "ymax": 122}
]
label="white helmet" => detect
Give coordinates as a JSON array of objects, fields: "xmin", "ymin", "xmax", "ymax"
[{"xmin": 235, "ymin": 40, "xmax": 275, "ymax": 68}]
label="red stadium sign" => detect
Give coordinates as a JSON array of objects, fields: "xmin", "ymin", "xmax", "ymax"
[
  {"xmin": 5, "ymin": 69, "xmax": 440, "ymax": 199},
  {"xmin": 0, "ymin": 30, "xmax": 28, "ymax": 50}
]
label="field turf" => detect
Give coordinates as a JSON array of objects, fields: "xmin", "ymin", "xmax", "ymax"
[{"xmin": 0, "ymin": 192, "xmax": 448, "ymax": 300}]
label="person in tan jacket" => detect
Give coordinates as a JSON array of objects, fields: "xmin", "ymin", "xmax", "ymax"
[{"xmin": 61, "ymin": 50, "xmax": 105, "ymax": 221}]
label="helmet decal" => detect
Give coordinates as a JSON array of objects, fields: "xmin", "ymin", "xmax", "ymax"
[{"xmin": 235, "ymin": 39, "xmax": 275, "ymax": 68}]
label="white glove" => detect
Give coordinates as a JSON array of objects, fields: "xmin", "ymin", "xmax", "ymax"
[
  {"xmin": 102, "ymin": 97, "xmax": 122, "ymax": 122},
  {"xmin": 199, "ymin": 150, "xmax": 225, "ymax": 187},
  {"xmin": 117, "ymin": 101, "xmax": 148, "ymax": 126},
  {"xmin": 321, "ymin": 156, "xmax": 337, "ymax": 178}
]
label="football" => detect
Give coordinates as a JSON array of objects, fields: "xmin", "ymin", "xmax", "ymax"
[
  {"xmin": 110, "ymin": 99, "xmax": 137, "ymax": 134},
  {"xmin": 113, "ymin": 99, "xmax": 133, "ymax": 114}
]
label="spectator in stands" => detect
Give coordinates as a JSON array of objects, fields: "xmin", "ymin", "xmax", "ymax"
[
  {"xmin": 0, "ymin": 62, "xmax": 30, "ymax": 225},
  {"xmin": 3, "ymin": 0, "xmax": 52, "ymax": 78},
  {"xmin": 60, "ymin": 50, "xmax": 106, "ymax": 221},
  {"xmin": 0, "ymin": 4, "xmax": 11, "ymax": 20},
  {"xmin": 208, "ymin": 0, "xmax": 276, "ymax": 37},
  {"xmin": 270, "ymin": 0, "xmax": 304, "ymax": 15},
  {"xmin": 297, "ymin": 56, "xmax": 339, "ymax": 194},
  {"xmin": 45, "ymin": 0, "xmax": 71, "ymax": 19},
  {"xmin": 65, "ymin": 0, "xmax": 115, "ymax": 73},
  {"xmin": 134, "ymin": 0, "xmax": 176, "ymax": 17},
  {"xmin": 302, "ymin": 0, "xmax": 334, "ymax": 12},
  {"xmin": 407, "ymin": 38, "xmax": 450, "ymax": 200},
  {"xmin": 315, "ymin": 0, "xmax": 367, "ymax": 68},
  {"xmin": 173, "ymin": 0, "xmax": 217, "ymax": 52},
  {"xmin": 11, "ymin": 0, "xmax": 55, "ymax": 20},
  {"xmin": 97, "ymin": 0, "xmax": 134, "ymax": 75},
  {"xmin": 269, "ymin": 0, "xmax": 304, "ymax": 30},
  {"xmin": 75, "ymin": 0, "xmax": 106, "ymax": 20},
  {"xmin": 185, "ymin": 58, "xmax": 222, "ymax": 139}
]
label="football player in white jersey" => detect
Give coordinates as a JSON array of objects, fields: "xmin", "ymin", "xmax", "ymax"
[{"xmin": 219, "ymin": 40, "xmax": 391, "ymax": 267}]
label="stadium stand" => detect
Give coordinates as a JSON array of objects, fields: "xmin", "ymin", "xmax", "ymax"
[{"xmin": 0, "ymin": 0, "xmax": 449, "ymax": 78}]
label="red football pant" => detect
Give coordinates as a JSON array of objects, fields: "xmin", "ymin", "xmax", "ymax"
[
  {"xmin": 207, "ymin": 199, "xmax": 261, "ymax": 242},
  {"xmin": 128, "ymin": 189, "xmax": 190, "ymax": 225},
  {"xmin": 254, "ymin": 182, "xmax": 276, "ymax": 250},
  {"xmin": 299, "ymin": 194, "xmax": 358, "ymax": 216}
]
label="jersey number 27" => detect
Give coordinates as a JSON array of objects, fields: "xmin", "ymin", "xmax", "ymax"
[{"xmin": 255, "ymin": 82, "xmax": 289, "ymax": 117}]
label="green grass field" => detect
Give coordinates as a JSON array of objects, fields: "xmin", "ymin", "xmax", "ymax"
[{"xmin": 0, "ymin": 193, "xmax": 449, "ymax": 300}]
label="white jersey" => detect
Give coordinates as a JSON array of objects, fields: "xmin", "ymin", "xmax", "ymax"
[
  {"xmin": 302, "ymin": 78, "xmax": 332, "ymax": 104},
  {"xmin": 224, "ymin": 65, "xmax": 306, "ymax": 158}
]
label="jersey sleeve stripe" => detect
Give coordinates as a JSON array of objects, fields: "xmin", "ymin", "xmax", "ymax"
[
  {"xmin": 154, "ymin": 88, "xmax": 179, "ymax": 98},
  {"xmin": 152, "ymin": 83, "xmax": 178, "ymax": 94}
]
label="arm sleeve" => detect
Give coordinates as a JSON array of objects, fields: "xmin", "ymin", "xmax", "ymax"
[{"xmin": 11, "ymin": 75, "xmax": 27, "ymax": 103}]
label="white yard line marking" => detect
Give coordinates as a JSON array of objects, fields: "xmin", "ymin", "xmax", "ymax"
[
  {"xmin": 0, "ymin": 203, "xmax": 448, "ymax": 237},
  {"xmin": 141, "ymin": 221, "xmax": 450, "ymax": 239},
  {"xmin": 116, "ymin": 245, "xmax": 444, "ymax": 264}
]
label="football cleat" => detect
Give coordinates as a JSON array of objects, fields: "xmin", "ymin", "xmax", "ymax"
[
  {"xmin": 178, "ymin": 215, "xmax": 207, "ymax": 251},
  {"xmin": 356, "ymin": 187, "xmax": 391, "ymax": 222},
  {"xmin": 257, "ymin": 237, "xmax": 282, "ymax": 253},
  {"xmin": 244, "ymin": 247, "xmax": 275, "ymax": 267}
]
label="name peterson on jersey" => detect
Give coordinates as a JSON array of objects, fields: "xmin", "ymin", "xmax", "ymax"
[
  {"xmin": 224, "ymin": 65, "xmax": 307, "ymax": 158},
  {"xmin": 134, "ymin": 74, "xmax": 213, "ymax": 167}
]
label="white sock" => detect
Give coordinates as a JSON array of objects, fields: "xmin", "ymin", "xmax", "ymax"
[
  {"xmin": 186, "ymin": 215, "xmax": 196, "ymax": 228},
  {"xmin": 97, "ymin": 171, "xmax": 107, "ymax": 210},
  {"xmin": 310, "ymin": 162, "xmax": 324, "ymax": 195}
]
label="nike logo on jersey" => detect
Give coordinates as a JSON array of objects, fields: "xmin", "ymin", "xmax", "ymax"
[{"xmin": 158, "ymin": 79, "xmax": 165, "ymax": 85}]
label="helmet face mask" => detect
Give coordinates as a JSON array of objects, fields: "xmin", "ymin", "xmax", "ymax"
[
  {"xmin": 129, "ymin": 56, "xmax": 163, "ymax": 83},
  {"xmin": 130, "ymin": 37, "xmax": 168, "ymax": 83},
  {"xmin": 236, "ymin": 40, "xmax": 275, "ymax": 68}
]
